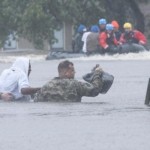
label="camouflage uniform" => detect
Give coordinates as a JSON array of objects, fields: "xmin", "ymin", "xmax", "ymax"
[{"xmin": 34, "ymin": 70, "xmax": 103, "ymax": 102}]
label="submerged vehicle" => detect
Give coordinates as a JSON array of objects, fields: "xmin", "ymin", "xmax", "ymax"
[{"xmin": 46, "ymin": 43, "xmax": 149, "ymax": 60}]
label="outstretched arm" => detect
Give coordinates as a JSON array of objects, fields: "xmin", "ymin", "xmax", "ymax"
[{"xmin": 21, "ymin": 87, "xmax": 41, "ymax": 95}]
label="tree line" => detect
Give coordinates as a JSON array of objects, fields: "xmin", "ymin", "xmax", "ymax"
[{"xmin": 0, "ymin": 0, "xmax": 145, "ymax": 49}]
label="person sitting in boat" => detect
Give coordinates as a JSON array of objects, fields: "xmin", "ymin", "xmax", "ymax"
[
  {"xmin": 86, "ymin": 25, "xmax": 100, "ymax": 55},
  {"xmin": 72, "ymin": 24, "xmax": 87, "ymax": 53},
  {"xmin": 111, "ymin": 20, "xmax": 122, "ymax": 41},
  {"xmin": 119, "ymin": 22, "xmax": 148, "ymax": 53},
  {"xmin": 99, "ymin": 24, "xmax": 120, "ymax": 54},
  {"xmin": 99, "ymin": 18, "xmax": 107, "ymax": 32},
  {"xmin": 81, "ymin": 27, "xmax": 91, "ymax": 53}
]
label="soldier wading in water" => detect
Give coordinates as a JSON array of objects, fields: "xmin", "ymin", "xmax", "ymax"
[{"xmin": 34, "ymin": 60, "xmax": 104, "ymax": 102}]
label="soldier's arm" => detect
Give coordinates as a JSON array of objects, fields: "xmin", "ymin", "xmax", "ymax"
[
  {"xmin": 77, "ymin": 70, "xmax": 103, "ymax": 97},
  {"xmin": 34, "ymin": 84, "xmax": 50, "ymax": 102}
]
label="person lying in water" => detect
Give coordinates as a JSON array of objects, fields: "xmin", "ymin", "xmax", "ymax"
[
  {"xmin": 34, "ymin": 60, "xmax": 104, "ymax": 102},
  {"xmin": 0, "ymin": 57, "xmax": 40, "ymax": 101}
]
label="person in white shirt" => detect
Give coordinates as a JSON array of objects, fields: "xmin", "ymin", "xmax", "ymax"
[
  {"xmin": 81, "ymin": 29, "xmax": 91, "ymax": 53},
  {"xmin": 0, "ymin": 57, "xmax": 40, "ymax": 101}
]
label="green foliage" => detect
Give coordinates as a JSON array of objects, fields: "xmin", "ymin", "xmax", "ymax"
[
  {"xmin": 0, "ymin": 0, "xmax": 104, "ymax": 48},
  {"xmin": 0, "ymin": 0, "xmax": 145, "ymax": 49}
]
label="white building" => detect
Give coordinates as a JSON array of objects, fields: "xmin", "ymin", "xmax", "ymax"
[{"xmin": 3, "ymin": 22, "xmax": 73, "ymax": 52}]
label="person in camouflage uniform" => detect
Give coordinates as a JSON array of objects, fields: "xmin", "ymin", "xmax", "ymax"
[{"xmin": 34, "ymin": 60, "xmax": 103, "ymax": 102}]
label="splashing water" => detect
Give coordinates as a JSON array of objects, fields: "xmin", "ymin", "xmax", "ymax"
[{"xmin": 1, "ymin": 51, "xmax": 150, "ymax": 63}]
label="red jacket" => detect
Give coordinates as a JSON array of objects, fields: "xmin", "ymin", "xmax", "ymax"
[
  {"xmin": 99, "ymin": 32, "xmax": 118, "ymax": 49},
  {"xmin": 120, "ymin": 30, "xmax": 147, "ymax": 45}
]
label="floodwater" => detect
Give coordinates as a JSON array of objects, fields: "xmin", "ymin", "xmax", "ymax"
[{"xmin": 0, "ymin": 52, "xmax": 150, "ymax": 150}]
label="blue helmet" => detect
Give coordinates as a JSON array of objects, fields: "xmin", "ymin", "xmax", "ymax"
[
  {"xmin": 77, "ymin": 24, "xmax": 86, "ymax": 33},
  {"xmin": 106, "ymin": 24, "xmax": 114, "ymax": 31},
  {"xmin": 99, "ymin": 18, "xmax": 107, "ymax": 25},
  {"xmin": 90, "ymin": 25, "xmax": 100, "ymax": 33}
]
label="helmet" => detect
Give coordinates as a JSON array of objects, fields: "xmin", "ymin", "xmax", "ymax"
[
  {"xmin": 123, "ymin": 22, "xmax": 132, "ymax": 29},
  {"xmin": 77, "ymin": 24, "xmax": 86, "ymax": 33},
  {"xmin": 90, "ymin": 25, "xmax": 100, "ymax": 33},
  {"xmin": 106, "ymin": 24, "xmax": 114, "ymax": 31},
  {"xmin": 111, "ymin": 20, "xmax": 119, "ymax": 29},
  {"xmin": 99, "ymin": 18, "xmax": 107, "ymax": 25}
]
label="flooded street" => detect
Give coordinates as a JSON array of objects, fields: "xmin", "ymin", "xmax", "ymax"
[{"xmin": 0, "ymin": 54, "xmax": 150, "ymax": 150}]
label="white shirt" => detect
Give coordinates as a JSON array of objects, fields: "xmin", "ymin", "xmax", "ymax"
[
  {"xmin": 0, "ymin": 57, "xmax": 30, "ymax": 99},
  {"xmin": 82, "ymin": 32, "xmax": 91, "ymax": 53}
]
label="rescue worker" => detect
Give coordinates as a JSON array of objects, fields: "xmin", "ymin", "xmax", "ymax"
[
  {"xmin": 34, "ymin": 60, "xmax": 104, "ymax": 102},
  {"xmin": 99, "ymin": 18, "xmax": 107, "ymax": 32},
  {"xmin": 0, "ymin": 57, "xmax": 40, "ymax": 101},
  {"xmin": 99, "ymin": 24, "xmax": 119, "ymax": 54},
  {"xmin": 119, "ymin": 22, "xmax": 148, "ymax": 53},
  {"xmin": 72, "ymin": 24, "xmax": 87, "ymax": 53},
  {"xmin": 120, "ymin": 22, "xmax": 147, "ymax": 46},
  {"xmin": 111, "ymin": 20, "xmax": 122, "ymax": 41},
  {"xmin": 86, "ymin": 25, "xmax": 100, "ymax": 54}
]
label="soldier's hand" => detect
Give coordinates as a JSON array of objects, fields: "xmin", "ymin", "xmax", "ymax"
[{"xmin": 92, "ymin": 64, "xmax": 103, "ymax": 72}]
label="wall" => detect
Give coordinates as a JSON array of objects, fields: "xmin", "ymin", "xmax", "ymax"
[{"xmin": 138, "ymin": 1, "xmax": 150, "ymax": 39}]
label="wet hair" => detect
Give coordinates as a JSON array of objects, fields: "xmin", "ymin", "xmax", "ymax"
[{"xmin": 58, "ymin": 60, "xmax": 73, "ymax": 74}]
